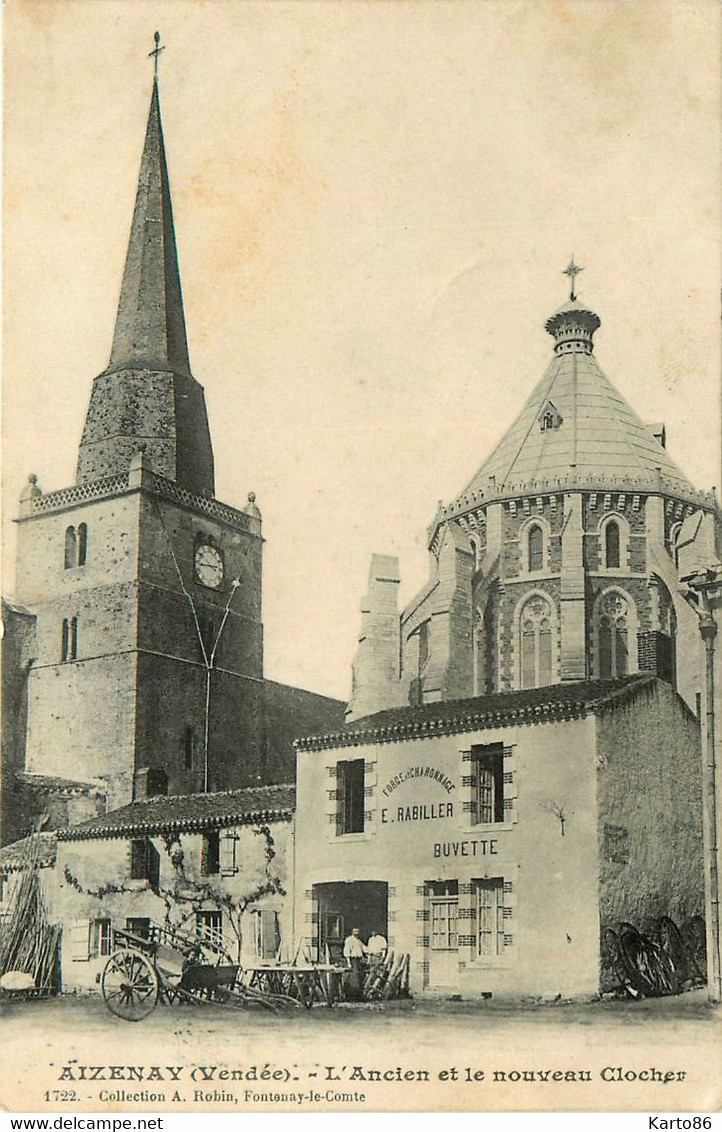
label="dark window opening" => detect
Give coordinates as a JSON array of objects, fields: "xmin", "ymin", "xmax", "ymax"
[
  {"xmin": 125, "ymin": 917, "xmax": 151, "ymax": 940},
  {"xmin": 338, "ymin": 759, "xmax": 365, "ymax": 835},
  {"xmin": 201, "ymin": 831, "xmax": 220, "ymax": 876},
  {"xmin": 528, "ymin": 524, "xmax": 544, "ymax": 572},
  {"xmin": 69, "ymin": 616, "xmax": 78, "ymax": 661},
  {"xmin": 605, "ymin": 521, "xmax": 620, "ymax": 568},
  {"xmin": 61, "ymin": 619, "xmax": 69, "ymax": 662},
  {"xmin": 198, "ymin": 612, "xmax": 217, "ymax": 660},
  {"xmin": 472, "ymin": 743, "xmax": 504, "ymax": 824},
  {"xmin": 129, "ymin": 838, "xmax": 160, "ymax": 888},
  {"xmin": 184, "ymin": 726, "xmax": 195, "ymax": 771},
  {"xmin": 196, "ymin": 910, "xmax": 223, "ymax": 952},
  {"xmin": 77, "ymin": 523, "xmax": 88, "ymax": 567},
  {"xmin": 64, "ymin": 526, "xmax": 76, "ymax": 570}
]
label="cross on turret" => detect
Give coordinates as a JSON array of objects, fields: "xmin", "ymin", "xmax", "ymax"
[{"xmin": 563, "ymin": 255, "xmax": 583, "ymax": 301}]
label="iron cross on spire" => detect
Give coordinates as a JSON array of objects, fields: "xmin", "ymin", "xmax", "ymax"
[
  {"xmin": 563, "ymin": 256, "xmax": 583, "ymax": 301},
  {"xmin": 149, "ymin": 31, "xmax": 165, "ymax": 81}
]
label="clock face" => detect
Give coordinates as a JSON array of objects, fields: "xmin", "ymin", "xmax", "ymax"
[{"xmin": 195, "ymin": 543, "xmax": 224, "ymax": 589}]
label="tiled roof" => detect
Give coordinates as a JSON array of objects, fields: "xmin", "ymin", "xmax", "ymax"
[
  {"xmin": 456, "ymin": 322, "xmax": 695, "ymax": 502},
  {"xmin": 16, "ymin": 772, "xmax": 105, "ymax": 797},
  {"xmin": 296, "ymin": 675, "xmax": 657, "ymax": 751},
  {"xmin": 58, "ymin": 783, "xmax": 295, "ymax": 841},
  {"xmin": 0, "ymin": 833, "xmax": 57, "ymax": 872}
]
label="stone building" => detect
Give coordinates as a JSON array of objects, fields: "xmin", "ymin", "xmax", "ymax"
[
  {"xmin": 0, "ymin": 785, "xmax": 295, "ymax": 994},
  {"xmin": 293, "ymin": 272, "xmax": 718, "ymax": 998},
  {"xmin": 1, "ymin": 76, "xmax": 343, "ymax": 840},
  {"xmin": 348, "ymin": 285, "xmax": 719, "ymax": 722},
  {"xmin": 295, "ymin": 676, "xmax": 702, "ymax": 997}
]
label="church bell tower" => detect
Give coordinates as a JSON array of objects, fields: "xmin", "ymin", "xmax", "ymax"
[{"xmin": 14, "ymin": 59, "xmax": 265, "ymax": 806}]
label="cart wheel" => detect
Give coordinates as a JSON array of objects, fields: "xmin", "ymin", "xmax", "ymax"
[{"xmin": 102, "ymin": 950, "xmax": 159, "ymax": 1021}]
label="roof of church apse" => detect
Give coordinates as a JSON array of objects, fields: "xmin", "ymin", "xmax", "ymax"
[
  {"xmin": 447, "ymin": 273, "xmax": 706, "ymax": 514},
  {"xmin": 295, "ymin": 674, "xmax": 687, "ymax": 751}
]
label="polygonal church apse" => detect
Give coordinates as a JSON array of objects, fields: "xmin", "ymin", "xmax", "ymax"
[{"xmin": 347, "ymin": 267, "xmax": 719, "ymax": 723}]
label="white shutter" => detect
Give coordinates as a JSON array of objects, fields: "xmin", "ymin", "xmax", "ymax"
[
  {"xmin": 219, "ymin": 832, "xmax": 238, "ymax": 876},
  {"xmin": 68, "ymin": 919, "xmax": 90, "ymax": 962}
]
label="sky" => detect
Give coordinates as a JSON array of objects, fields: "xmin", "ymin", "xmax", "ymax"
[{"xmin": 3, "ymin": 0, "xmax": 720, "ymax": 700}]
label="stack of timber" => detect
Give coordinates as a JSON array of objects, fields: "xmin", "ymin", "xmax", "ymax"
[
  {"xmin": 363, "ymin": 951, "xmax": 411, "ymax": 1000},
  {"xmin": 0, "ymin": 837, "xmax": 60, "ymax": 994}
]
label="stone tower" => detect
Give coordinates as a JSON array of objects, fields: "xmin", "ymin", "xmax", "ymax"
[
  {"xmin": 347, "ymin": 275, "xmax": 719, "ymax": 721},
  {"xmin": 13, "ymin": 78, "xmax": 265, "ymax": 806}
]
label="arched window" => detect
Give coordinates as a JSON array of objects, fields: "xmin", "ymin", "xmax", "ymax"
[
  {"xmin": 597, "ymin": 592, "xmax": 631, "ymax": 678},
  {"xmin": 527, "ymin": 524, "xmax": 544, "ymax": 572},
  {"xmin": 69, "ymin": 616, "xmax": 78, "ymax": 661},
  {"xmin": 605, "ymin": 520, "xmax": 620, "ymax": 569},
  {"xmin": 519, "ymin": 595, "xmax": 553, "ymax": 689},
  {"xmin": 61, "ymin": 619, "xmax": 69, "ymax": 662},
  {"xmin": 184, "ymin": 726, "xmax": 195, "ymax": 771},
  {"xmin": 64, "ymin": 526, "xmax": 76, "ymax": 570},
  {"xmin": 77, "ymin": 523, "xmax": 88, "ymax": 567}
]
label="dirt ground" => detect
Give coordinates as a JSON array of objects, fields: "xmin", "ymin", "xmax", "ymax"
[{"xmin": 0, "ymin": 989, "xmax": 718, "ymax": 1113}]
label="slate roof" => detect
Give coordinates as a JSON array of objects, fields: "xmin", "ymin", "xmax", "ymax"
[
  {"xmin": 0, "ymin": 832, "xmax": 57, "ymax": 873},
  {"xmin": 455, "ymin": 300, "xmax": 695, "ymax": 503},
  {"xmin": 58, "ymin": 783, "xmax": 295, "ymax": 841},
  {"xmin": 296, "ymin": 675, "xmax": 658, "ymax": 751}
]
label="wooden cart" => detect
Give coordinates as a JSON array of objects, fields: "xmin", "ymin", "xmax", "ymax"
[{"xmin": 101, "ymin": 924, "xmax": 240, "ymax": 1021}]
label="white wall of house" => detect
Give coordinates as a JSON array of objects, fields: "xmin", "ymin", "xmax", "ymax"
[
  {"xmin": 295, "ymin": 715, "xmax": 601, "ymax": 999},
  {"xmin": 55, "ymin": 818, "xmax": 293, "ymax": 992}
]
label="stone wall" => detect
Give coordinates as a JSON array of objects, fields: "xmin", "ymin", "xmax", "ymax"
[
  {"xmin": 264, "ymin": 681, "xmax": 345, "ymax": 783},
  {"xmin": 56, "ymin": 817, "xmax": 293, "ymax": 992},
  {"xmin": 595, "ymin": 680, "xmax": 703, "ymax": 933}
]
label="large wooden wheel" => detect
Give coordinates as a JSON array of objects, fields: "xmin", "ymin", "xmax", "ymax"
[{"xmin": 102, "ymin": 949, "xmax": 159, "ymax": 1021}]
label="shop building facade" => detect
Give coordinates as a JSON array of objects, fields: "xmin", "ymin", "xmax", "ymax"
[{"xmin": 295, "ymin": 676, "xmax": 702, "ymax": 998}]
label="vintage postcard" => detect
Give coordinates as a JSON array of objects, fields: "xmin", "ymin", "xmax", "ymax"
[{"xmin": 1, "ymin": 0, "xmax": 720, "ymax": 1116}]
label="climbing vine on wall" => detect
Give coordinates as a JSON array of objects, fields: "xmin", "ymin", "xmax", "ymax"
[{"xmin": 62, "ymin": 824, "xmax": 287, "ymax": 963}]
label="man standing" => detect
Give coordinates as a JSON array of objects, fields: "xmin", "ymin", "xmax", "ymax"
[
  {"xmin": 367, "ymin": 929, "xmax": 388, "ymax": 963},
  {"xmin": 343, "ymin": 927, "xmax": 367, "ymax": 1000}
]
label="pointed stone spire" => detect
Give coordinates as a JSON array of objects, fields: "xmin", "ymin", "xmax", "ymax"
[
  {"xmin": 77, "ymin": 73, "xmax": 215, "ymax": 494},
  {"xmin": 107, "ymin": 79, "xmax": 191, "ymax": 376}
]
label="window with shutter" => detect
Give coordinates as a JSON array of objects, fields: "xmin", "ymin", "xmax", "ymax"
[
  {"xmin": 471, "ymin": 743, "xmax": 504, "ymax": 824},
  {"xmin": 254, "ymin": 909, "xmax": 281, "ymax": 960},
  {"xmin": 474, "ymin": 878, "xmax": 505, "ymax": 958},
  {"xmin": 68, "ymin": 919, "xmax": 90, "ymax": 962},
  {"xmin": 337, "ymin": 759, "xmax": 365, "ymax": 834},
  {"xmin": 219, "ymin": 832, "xmax": 238, "ymax": 876},
  {"xmin": 90, "ymin": 919, "xmax": 112, "ymax": 958},
  {"xmin": 201, "ymin": 832, "xmax": 220, "ymax": 876}
]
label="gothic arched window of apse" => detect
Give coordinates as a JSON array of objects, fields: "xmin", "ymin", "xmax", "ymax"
[
  {"xmin": 519, "ymin": 594, "xmax": 553, "ymax": 689},
  {"xmin": 597, "ymin": 591, "xmax": 632, "ymax": 678},
  {"xmin": 527, "ymin": 524, "xmax": 544, "ymax": 572},
  {"xmin": 604, "ymin": 520, "xmax": 620, "ymax": 569}
]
